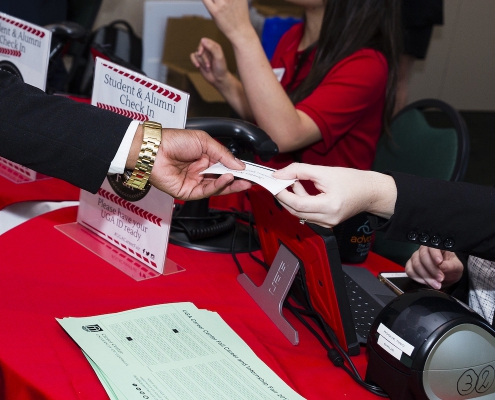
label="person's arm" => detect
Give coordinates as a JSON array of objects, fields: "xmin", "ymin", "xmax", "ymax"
[
  {"xmin": 379, "ymin": 171, "xmax": 495, "ymax": 260},
  {"xmin": 126, "ymin": 124, "xmax": 251, "ymax": 200},
  {"xmin": 200, "ymin": 0, "xmax": 322, "ymax": 153},
  {"xmin": 273, "ymin": 163, "xmax": 397, "ymax": 227},
  {"xmin": 0, "ymin": 70, "xmax": 131, "ymax": 192},
  {"xmin": 190, "ymin": 38, "xmax": 253, "ymax": 120},
  {"xmin": 0, "ymin": 71, "xmax": 251, "ymax": 199},
  {"xmin": 274, "ymin": 163, "xmax": 495, "ymax": 260}
]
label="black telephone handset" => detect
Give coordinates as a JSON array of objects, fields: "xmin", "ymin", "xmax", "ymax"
[{"xmin": 185, "ymin": 117, "xmax": 278, "ymax": 161}]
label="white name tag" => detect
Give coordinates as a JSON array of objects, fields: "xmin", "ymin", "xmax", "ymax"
[
  {"xmin": 272, "ymin": 68, "xmax": 285, "ymax": 82},
  {"xmin": 377, "ymin": 323, "xmax": 414, "ymax": 360}
]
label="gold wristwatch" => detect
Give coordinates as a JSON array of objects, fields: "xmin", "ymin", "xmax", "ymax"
[{"xmin": 122, "ymin": 121, "xmax": 162, "ymax": 190}]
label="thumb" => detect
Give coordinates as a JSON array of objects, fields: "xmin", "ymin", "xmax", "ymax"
[
  {"xmin": 429, "ymin": 248, "xmax": 445, "ymax": 265},
  {"xmin": 200, "ymin": 37, "xmax": 220, "ymax": 53},
  {"xmin": 272, "ymin": 163, "xmax": 319, "ymax": 180}
]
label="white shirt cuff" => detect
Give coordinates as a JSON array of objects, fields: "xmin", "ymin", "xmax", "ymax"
[{"xmin": 108, "ymin": 120, "xmax": 140, "ymax": 174}]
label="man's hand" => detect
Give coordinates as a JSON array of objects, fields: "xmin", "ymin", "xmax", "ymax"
[
  {"xmin": 405, "ymin": 246, "xmax": 464, "ymax": 290},
  {"xmin": 128, "ymin": 126, "xmax": 251, "ymax": 200}
]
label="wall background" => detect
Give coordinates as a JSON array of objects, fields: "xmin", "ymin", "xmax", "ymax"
[
  {"xmin": 93, "ymin": 0, "xmax": 495, "ymax": 111},
  {"xmin": 407, "ymin": 0, "xmax": 495, "ymax": 111}
]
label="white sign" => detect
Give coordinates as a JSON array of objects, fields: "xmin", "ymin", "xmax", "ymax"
[
  {"xmin": 78, "ymin": 58, "xmax": 190, "ymax": 274},
  {"xmin": 92, "ymin": 57, "xmax": 189, "ymax": 126},
  {"xmin": 0, "ymin": 13, "xmax": 51, "ymax": 90},
  {"xmin": 0, "ymin": 13, "xmax": 52, "ymax": 182},
  {"xmin": 78, "ymin": 178, "xmax": 175, "ymax": 274}
]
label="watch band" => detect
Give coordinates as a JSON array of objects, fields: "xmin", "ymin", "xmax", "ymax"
[{"xmin": 123, "ymin": 121, "xmax": 162, "ymax": 190}]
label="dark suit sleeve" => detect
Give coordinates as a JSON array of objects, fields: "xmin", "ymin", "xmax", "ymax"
[
  {"xmin": 371, "ymin": 171, "xmax": 495, "ymax": 261},
  {"xmin": 0, "ymin": 70, "xmax": 132, "ymax": 193}
]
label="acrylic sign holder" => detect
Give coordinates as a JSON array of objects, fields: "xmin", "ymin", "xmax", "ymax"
[
  {"xmin": 0, "ymin": 157, "xmax": 51, "ymax": 184},
  {"xmin": 56, "ymin": 222, "xmax": 184, "ymax": 281}
]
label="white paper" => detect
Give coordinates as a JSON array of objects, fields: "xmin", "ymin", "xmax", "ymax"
[
  {"xmin": 201, "ymin": 161, "xmax": 295, "ymax": 195},
  {"xmin": 377, "ymin": 323, "xmax": 414, "ymax": 356},
  {"xmin": 58, "ymin": 303, "xmax": 305, "ymax": 400}
]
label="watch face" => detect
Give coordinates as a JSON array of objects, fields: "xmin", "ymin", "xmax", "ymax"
[{"xmin": 107, "ymin": 174, "xmax": 151, "ymax": 202}]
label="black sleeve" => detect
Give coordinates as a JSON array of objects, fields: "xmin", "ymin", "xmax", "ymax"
[
  {"xmin": 402, "ymin": 0, "xmax": 443, "ymax": 27},
  {"xmin": 370, "ymin": 171, "xmax": 495, "ymax": 261},
  {"xmin": 0, "ymin": 70, "xmax": 132, "ymax": 193}
]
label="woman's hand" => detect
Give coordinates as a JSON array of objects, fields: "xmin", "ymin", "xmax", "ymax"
[
  {"xmin": 273, "ymin": 163, "xmax": 397, "ymax": 228},
  {"xmin": 190, "ymin": 38, "xmax": 230, "ymax": 89},
  {"xmin": 202, "ymin": 0, "xmax": 253, "ymax": 42},
  {"xmin": 405, "ymin": 246, "xmax": 464, "ymax": 290}
]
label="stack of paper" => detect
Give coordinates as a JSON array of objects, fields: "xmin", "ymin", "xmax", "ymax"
[{"xmin": 57, "ymin": 302, "xmax": 305, "ymax": 400}]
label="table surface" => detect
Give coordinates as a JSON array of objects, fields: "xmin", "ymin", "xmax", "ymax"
[
  {"xmin": 0, "ymin": 206, "xmax": 401, "ymax": 400},
  {"xmin": 0, "ymin": 174, "xmax": 79, "ymax": 210}
]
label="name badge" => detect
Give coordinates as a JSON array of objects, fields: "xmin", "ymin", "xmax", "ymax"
[{"xmin": 272, "ymin": 68, "xmax": 285, "ymax": 82}]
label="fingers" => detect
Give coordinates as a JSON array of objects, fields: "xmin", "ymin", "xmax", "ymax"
[
  {"xmin": 186, "ymin": 174, "xmax": 251, "ymax": 200},
  {"xmin": 275, "ymin": 189, "xmax": 334, "ymax": 227},
  {"xmin": 191, "ymin": 46, "xmax": 211, "ymax": 71},
  {"xmin": 190, "ymin": 52, "xmax": 201, "ymax": 69},
  {"xmin": 291, "ymin": 181, "xmax": 309, "ymax": 197},
  {"xmin": 405, "ymin": 246, "xmax": 444, "ymax": 289},
  {"xmin": 276, "ymin": 200, "xmax": 334, "ymax": 228},
  {"xmin": 276, "ymin": 189, "xmax": 314, "ymax": 212},
  {"xmin": 201, "ymin": 133, "xmax": 245, "ymax": 170},
  {"xmin": 200, "ymin": 37, "xmax": 221, "ymax": 54},
  {"xmin": 427, "ymin": 247, "xmax": 444, "ymax": 264},
  {"xmin": 216, "ymin": 177, "xmax": 252, "ymax": 195},
  {"xmin": 272, "ymin": 162, "xmax": 324, "ymax": 181}
]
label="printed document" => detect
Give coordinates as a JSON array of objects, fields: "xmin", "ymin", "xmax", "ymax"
[
  {"xmin": 57, "ymin": 302, "xmax": 305, "ymax": 400},
  {"xmin": 201, "ymin": 161, "xmax": 295, "ymax": 195}
]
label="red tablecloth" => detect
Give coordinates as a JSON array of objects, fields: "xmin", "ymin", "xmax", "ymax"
[
  {"xmin": 0, "ymin": 207, "xmax": 400, "ymax": 400},
  {"xmin": 0, "ymin": 175, "xmax": 80, "ymax": 210}
]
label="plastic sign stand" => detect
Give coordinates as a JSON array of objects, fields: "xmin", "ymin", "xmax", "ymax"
[
  {"xmin": 0, "ymin": 13, "xmax": 52, "ymax": 183},
  {"xmin": 58, "ymin": 179, "xmax": 181, "ymax": 281},
  {"xmin": 56, "ymin": 222, "xmax": 183, "ymax": 281},
  {"xmin": 237, "ymin": 244, "xmax": 300, "ymax": 345},
  {"xmin": 0, "ymin": 158, "xmax": 51, "ymax": 183},
  {"xmin": 58, "ymin": 58, "xmax": 191, "ymax": 280},
  {"xmin": 75, "ymin": 176, "xmax": 177, "ymax": 280}
]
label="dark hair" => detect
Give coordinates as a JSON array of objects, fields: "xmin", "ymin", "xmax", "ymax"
[{"xmin": 288, "ymin": 0, "xmax": 402, "ymax": 135}]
